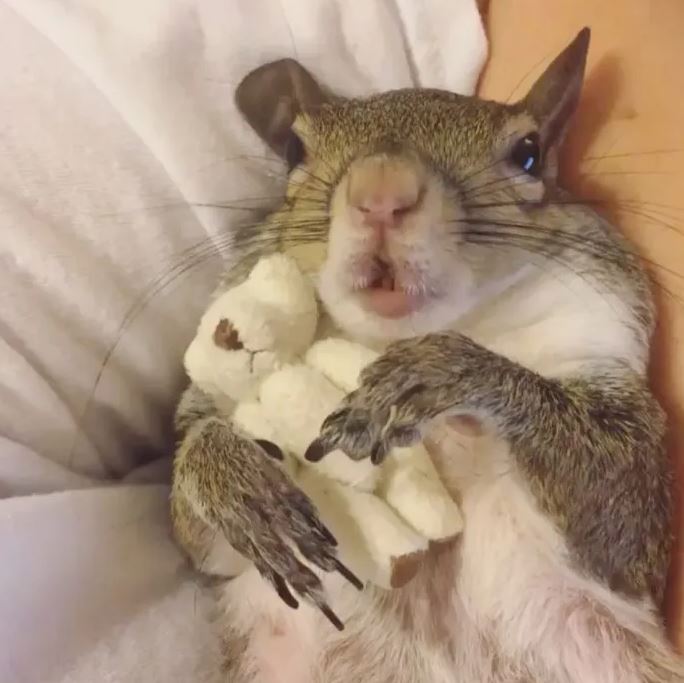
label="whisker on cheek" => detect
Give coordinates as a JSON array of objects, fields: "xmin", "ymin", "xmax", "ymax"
[
  {"xmin": 68, "ymin": 214, "xmax": 331, "ymax": 465},
  {"xmin": 448, "ymin": 217, "xmax": 684, "ymax": 309}
]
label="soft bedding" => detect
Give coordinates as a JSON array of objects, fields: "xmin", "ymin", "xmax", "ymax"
[{"xmin": 0, "ymin": 2, "xmax": 487, "ymax": 680}]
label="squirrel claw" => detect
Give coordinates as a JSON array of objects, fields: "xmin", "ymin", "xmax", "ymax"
[
  {"xmin": 319, "ymin": 603, "xmax": 345, "ymax": 632},
  {"xmin": 332, "ymin": 557, "xmax": 364, "ymax": 591}
]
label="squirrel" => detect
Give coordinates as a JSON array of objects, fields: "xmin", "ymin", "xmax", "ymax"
[{"xmin": 171, "ymin": 28, "xmax": 683, "ymax": 683}]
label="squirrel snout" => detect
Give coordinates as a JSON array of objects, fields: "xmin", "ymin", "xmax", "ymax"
[{"xmin": 347, "ymin": 154, "xmax": 425, "ymax": 230}]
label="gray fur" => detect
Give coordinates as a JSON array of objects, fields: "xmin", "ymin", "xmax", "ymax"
[
  {"xmin": 312, "ymin": 333, "xmax": 672, "ymax": 604},
  {"xmin": 170, "ymin": 30, "xmax": 681, "ymax": 682},
  {"xmin": 172, "ymin": 414, "xmax": 340, "ymax": 615}
]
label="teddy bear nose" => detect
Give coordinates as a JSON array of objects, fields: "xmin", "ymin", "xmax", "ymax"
[{"xmin": 347, "ymin": 153, "xmax": 423, "ymax": 230}]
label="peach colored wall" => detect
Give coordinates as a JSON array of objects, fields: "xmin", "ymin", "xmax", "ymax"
[{"xmin": 479, "ymin": 0, "xmax": 684, "ymax": 648}]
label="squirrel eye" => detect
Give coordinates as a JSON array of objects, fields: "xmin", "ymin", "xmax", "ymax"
[
  {"xmin": 284, "ymin": 133, "xmax": 305, "ymax": 171},
  {"xmin": 510, "ymin": 132, "xmax": 542, "ymax": 177}
]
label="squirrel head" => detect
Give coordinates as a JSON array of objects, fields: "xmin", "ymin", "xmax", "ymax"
[{"xmin": 234, "ymin": 29, "xmax": 591, "ymax": 343}]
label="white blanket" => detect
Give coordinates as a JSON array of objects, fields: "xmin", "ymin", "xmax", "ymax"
[{"xmin": 0, "ymin": 1, "xmax": 487, "ymax": 680}]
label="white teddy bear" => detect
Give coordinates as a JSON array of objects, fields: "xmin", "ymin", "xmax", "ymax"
[{"xmin": 184, "ymin": 253, "xmax": 463, "ymax": 589}]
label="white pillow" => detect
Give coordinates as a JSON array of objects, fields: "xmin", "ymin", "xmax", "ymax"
[
  {"xmin": 0, "ymin": 3, "xmax": 486, "ymax": 682},
  {"xmin": 0, "ymin": 0, "xmax": 486, "ymax": 484}
]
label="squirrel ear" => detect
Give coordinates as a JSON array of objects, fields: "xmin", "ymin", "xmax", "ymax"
[
  {"xmin": 522, "ymin": 27, "xmax": 590, "ymax": 150},
  {"xmin": 235, "ymin": 58, "xmax": 330, "ymax": 160}
]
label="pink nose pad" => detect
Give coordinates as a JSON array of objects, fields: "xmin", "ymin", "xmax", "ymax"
[
  {"xmin": 347, "ymin": 154, "xmax": 423, "ymax": 230},
  {"xmin": 355, "ymin": 194, "xmax": 417, "ymax": 229},
  {"xmin": 354, "ymin": 193, "xmax": 420, "ymax": 230}
]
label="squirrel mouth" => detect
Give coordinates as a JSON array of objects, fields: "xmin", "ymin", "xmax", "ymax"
[
  {"xmin": 369, "ymin": 260, "xmax": 397, "ymax": 292},
  {"xmin": 360, "ymin": 258, "xmax": 421, "ymax": 318}
]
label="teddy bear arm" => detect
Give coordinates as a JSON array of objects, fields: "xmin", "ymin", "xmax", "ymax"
[{"xmin": 380, "ymin": 445, "xmax": 464, "ymax": 541}]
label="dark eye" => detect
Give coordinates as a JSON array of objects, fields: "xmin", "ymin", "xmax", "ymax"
[
  {"xmin": 284, "ymin": 133, "xmax": 305, "ymax": 171},
  {"xmin": 510, "ymin": 132, "xmax": 542, "ymax": 177}
]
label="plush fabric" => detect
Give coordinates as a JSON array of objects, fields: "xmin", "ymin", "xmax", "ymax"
[{"xmin": 184, "ymin": 253, "xmax": 463, "ymax": 589}]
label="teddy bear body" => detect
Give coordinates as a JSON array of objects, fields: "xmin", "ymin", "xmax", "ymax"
[{"xmin": 183, "ymin": 254, "xmax": 463, "ymax": 589}]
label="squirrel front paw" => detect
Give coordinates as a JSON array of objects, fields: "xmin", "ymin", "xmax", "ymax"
[
  {"xmin": 176, "ymin": 422, "xmax": 362, "ymax": 630},
  {"xmin": 305, "ymin": 333, "xmax": 473, "ymax": 464}
]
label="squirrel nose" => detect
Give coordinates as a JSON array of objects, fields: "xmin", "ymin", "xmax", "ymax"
[
  {"xmin": 355, "ymin": 194, "xmax": 417, "ymax": 228},
  {"xmin": 347, "ymin": 154, "xmax": 423, "ymax": 230}
]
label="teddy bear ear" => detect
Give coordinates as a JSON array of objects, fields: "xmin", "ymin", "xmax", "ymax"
[{"xmin": 213, "ymin": 319, "xmax": 243, "ymax": 350}]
